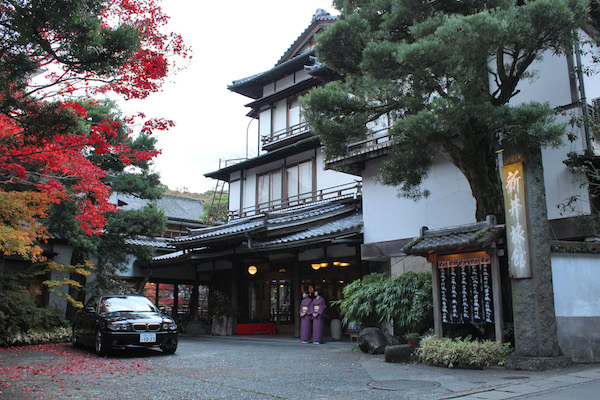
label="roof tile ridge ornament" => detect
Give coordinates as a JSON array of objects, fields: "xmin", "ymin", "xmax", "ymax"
[{"xmin": 312, "ymin": 8, "xmax": 331, "ymax": 22}]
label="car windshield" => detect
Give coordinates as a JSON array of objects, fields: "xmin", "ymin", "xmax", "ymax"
[{"xmin": 99, "ymin": 296, "xmax": 158, "ymax": 314}]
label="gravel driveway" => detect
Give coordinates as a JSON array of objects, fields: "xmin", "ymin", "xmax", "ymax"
[{"xmin": 1, "ymin": 336, "xmax": 580, "ymax": 400}]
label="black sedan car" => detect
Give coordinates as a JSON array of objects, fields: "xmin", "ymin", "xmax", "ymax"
[{"xmin": 72, "ymin": 294, "xmax": 178, "ymax": 355}]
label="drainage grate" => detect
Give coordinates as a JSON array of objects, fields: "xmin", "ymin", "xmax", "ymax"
[{"xmin": 368, "ymin": 379, "xmax": 440, "ymax": 391}]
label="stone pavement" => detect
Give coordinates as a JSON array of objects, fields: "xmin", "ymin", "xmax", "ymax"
[
  {"xmin": 228, "ymin": 334, "xmax": 600, "ymax": 399},
  {"xmin": 444, "ymin": 367, "xmax": 600, "ymax": 399},
  {"xmin": 1, "ymin": 334, "xmax": 599, "ymax": 399}
]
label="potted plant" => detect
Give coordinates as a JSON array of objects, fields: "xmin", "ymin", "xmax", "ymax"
[{"xmin": 405, "ymin": 332, "xmax": 421, "ymax": 347}]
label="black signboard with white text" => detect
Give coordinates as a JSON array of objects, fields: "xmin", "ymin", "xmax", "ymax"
[{"xmin": 438, "ymin": 257, "xmax": 494, "ymax": 325}]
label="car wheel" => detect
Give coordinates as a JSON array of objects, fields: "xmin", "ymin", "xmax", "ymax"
[
  {"xmin": 161, "ymin": 344, "xmax": 177, "ymax": 355},
  {"xmin": 71, "ymin": 326, "xmax": 79, "ymax": 347},
  {"xmin": 95, "ymin": 330, "xmax": 107, "ymax": 356}
]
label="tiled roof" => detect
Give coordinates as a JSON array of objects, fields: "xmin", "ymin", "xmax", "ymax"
[
  {"xmin": 170, "ymin": 215, "xmax": 266, "ymax": 244},
  {"xmin": 125, "ymin": 237, "xmax": 176, "ymax": 250},
  {"xmin": 253, "ymin": 214, "xmax": 362, "ymax": 250},
  {"xmin": 152, "ymin": 201, "xmax": 362, "ymax": 261},
  {"xmin": 404, "ymin": 219, "xmax": 505, "ymax": 255},
  {"xmin": 117, "ymin": 193, "xmax": 205, "ymax": 223},
  {"xmin": 153, "ymin": 250, "xmax": 185, "ymax": 261},
  {"xmin": 267, "ymin": 202, "xmax": 350, "ymax": 225},
  {"xmin": 275, "ymin": 9, "xmax": 337, "ymax": 66},
  {"xmin": 228, "ymin": 9, "xmax": 337, "ymax": 99}
]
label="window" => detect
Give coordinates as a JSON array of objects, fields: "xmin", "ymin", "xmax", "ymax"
[
  {"xmin": 257, "ymin": 169, "xmax": 283, "ymax": 207},
  {"xmin": 286, "ymin": 160, "xmax": 313, "ymax": 202},
  {"xmin": 288, "ymin": 98, "xmax": 302, "ymax": 128},
  {"xmin": 257, "ymin": 160, "xmax": 315, "ymax": 210}
]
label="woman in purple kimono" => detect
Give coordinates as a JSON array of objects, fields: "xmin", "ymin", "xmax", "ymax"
[
  {"xmin": 299, "ymin": 291, "xmax": 313, "ymax": 343},
  {"xmin": 309, "ymin": 289, "xmax": 326, "ymax": 344}
]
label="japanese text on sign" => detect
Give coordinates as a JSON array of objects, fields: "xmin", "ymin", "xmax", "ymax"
[{"xmin": 502, "ymin": 162, "xmax": 531, "ymax": 278}]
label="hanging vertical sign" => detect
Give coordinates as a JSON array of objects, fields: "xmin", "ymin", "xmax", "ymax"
[
  {"xmin": 439, "ymin": 261, "xmax": 449, "ymax": 323},
  {"xmin": 502, "ymin": 162, "xmax": 531, "ymax": 278},
  {"xmin": 437, "ymin": 256, "xmax": 494, "ymax": 325}
]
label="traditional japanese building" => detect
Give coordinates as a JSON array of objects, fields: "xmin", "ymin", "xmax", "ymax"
[
  {"xmin": 143, "ymin": 10, "xmax": 376, "ymax": 336},
  {"xmin": 323, "ymin": 24, "xmax": 600, "ymax": 362}
]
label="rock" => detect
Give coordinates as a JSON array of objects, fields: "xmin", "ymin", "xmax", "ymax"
[
  {"xmin": 384, "ymin": 344, "xmax": 415, "ymax": 363},
  {"xmin": 358, "ymin": 327, "xmax": 389, "ymax": 354}
]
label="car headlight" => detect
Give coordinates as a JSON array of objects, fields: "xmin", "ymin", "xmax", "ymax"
[
  {"xmin": 162, "ymin": 320, "xmax": 177, "ymax": 331},
  {"xmin": 108, "ymin": 322, "xmax": 130, "ymax": 331}
]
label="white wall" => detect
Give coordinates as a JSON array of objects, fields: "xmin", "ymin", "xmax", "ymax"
[
  {"xmin": 494, "ymin": 49, "xmax": 592, "ymax": 219},
  {"xmin": 552, "ymin": 252, "xmax": 600, "ymax": 318},
  {"xmin": 229, "ymin": 177, "xmax": 241, "ymax": 213},
  {"xmin": 579, "ymin": 31, "xmax": 600, "ymax": 103},
  {"xmin": 362, "ymin": 155, "xmax": 477, "ymax": 244},
  {"xmin": 507, "ymin": 51, "xmax": 572, "ymax": 107},
  {"xmin": 276, "ymin": 74, "xmax": 295, "ymax": 92},
  {"xmin": 541, "ymin": 112, "xmax": 591, "ymax": 219},
  {"xmin": 272, "ymin": 99, "xmax": 287, "ymax": 133},
  {"xmin": 259, "ymin": 109, "xmax": 271, "ymax": 138},
  {"xmin": 315, "ymin": 150, "xmax": 358, "ymax": 189}
]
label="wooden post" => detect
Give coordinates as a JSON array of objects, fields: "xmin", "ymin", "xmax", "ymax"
[
  {"xmin": 490, "ymin": 251, "xmax": 504, "ymax": 343},
  {"xmin": 430, "ymin": 257, "xmax": 443, "ymax": 338},
  {"xmin": 293, "ymin": 253, "xmax": 300, "ymax": 338}
]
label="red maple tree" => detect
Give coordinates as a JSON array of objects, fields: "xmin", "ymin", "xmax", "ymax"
[{"xmin": 0, "ymin": 0, "xmax": 189, "ymax": 259}]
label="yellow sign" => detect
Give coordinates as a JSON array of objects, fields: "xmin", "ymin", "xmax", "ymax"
[{"xmin": 502, "ymin": 162, "xmax": 531, "ymax": 278}]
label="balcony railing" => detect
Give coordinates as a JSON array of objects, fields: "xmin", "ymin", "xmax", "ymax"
[
  {"xmin": 228, "ymin": 181, "xmax": 362, "ymax": 220},
  {"xmin": 326, "ymin": 129, "xmax": 393, "ymax": 167},
  {"xmin": 261, "ymin": 122, "xmax": 310, "ymax": 148},
  {"xmin": 346, "ymin": 131, "xmax": 392, "ymax": 153}
]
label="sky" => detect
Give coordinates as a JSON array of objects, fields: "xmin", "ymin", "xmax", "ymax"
[{"xmin": 120, "ymin": 1, "xmax": 340, "ymax": 194}]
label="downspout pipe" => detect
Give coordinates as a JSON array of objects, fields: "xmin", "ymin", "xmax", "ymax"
[{"xmin": 574, "ymin": 38, "xmax": 593, "ymax": 152}]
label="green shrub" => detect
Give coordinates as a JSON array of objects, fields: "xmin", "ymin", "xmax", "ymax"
[
  {"xmin": 1, "ymin": 327, "xmax": 72, "ymax": 347},
  {"xmin": 416, "ymin": 336, "xmax": 512, "ymax": 368},
  {"xmin": 378, "ymin": 271, "xmax": 433, "ymax": 335},
  {"xmin": 332, "ymin": 273, "xmax": 388, "ymax": 328},
  {"xmin": 333, "ymin": 272, "xmax": 433, "ymax": 335},
  {"xmin": 0, "ymin": 289, "xmax": 69, "ymax": 346}
]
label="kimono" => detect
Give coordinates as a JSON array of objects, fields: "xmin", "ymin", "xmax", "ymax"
[
  {"xmin": 309, "ymin": 296, "xmax": 326, "ymax": 344},
  {"xmin": 299, "ymin": 297, "xmax": 313, "ymax": 342}
]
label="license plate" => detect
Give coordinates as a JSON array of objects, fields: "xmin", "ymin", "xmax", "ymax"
[{"xmin": 140, "ymin": 333, "xmax": 156, "ymax": 343}]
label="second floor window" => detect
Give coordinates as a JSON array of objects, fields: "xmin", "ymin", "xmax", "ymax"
[
  {"xmin": 287, "ymin": 160, "xmax": 313, "ymax": 200},
  {"xmin": 258, "ymin": 169, "xmax": 283, "ymax": 206},
  {"xmin": 256, "ymin": 159, "xmax": 315, "ymax": 209}
]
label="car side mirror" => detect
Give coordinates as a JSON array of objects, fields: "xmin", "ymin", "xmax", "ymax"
[{"xmin": 84, "ymin": 306, "xmax": 95, "ymax": 313}]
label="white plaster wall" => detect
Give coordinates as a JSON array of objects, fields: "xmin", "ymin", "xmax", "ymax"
[
  {"xmin": 580, "ymin": 32, "xmax": 600, "ymax": 102},
  {"xmin": 276, "ymin": 74, "xmax": 295, "ymax": 92},
  {"xmin": 506, "ymin": 52, "xmax": 572, "ymax": 107},
  {"xmin": 390, "ymin": 255, "xmax": 430, "ymax": 276},
  {"xmin": 316, "ymin": 150, "xmax": 359, "ymax": 190},
  {"xmin": 243, "ymin": 170, "xmax": 257, "ymax": 210},
  {"xmin": 263, "ymin": 82, "xmax": 275, "ymax": 97},
  {"xmin": 541, "ymin": 112, "xmax": 591, "ymax": 219},
  {"xmin": 259, "ymin": 109, "xmax": 271, "ymax": 138},
  {"xmin": 229, "ymin": 178, "xmax": 241, "ymax": 213},
  {"xmin": 552, "ymin": 253, "xmax": 600, "ymax": 317},
  {"xmin": 362, "ymin": 155, "xmax": 477, "ymax": 244},
  {"xmin": 117, "ymin": 254, "xmax": 136, "ymax": 277},
  {"xmin": 272, "ymin": 99, "xmax": 287, "ymax": 133},
  {"xmin": 295, "ymin": 69, "xmax": 310, "ymax": 83},
  {"xmin": 492, "ymin": 49, "xmax": 592, "ymax": 219}
]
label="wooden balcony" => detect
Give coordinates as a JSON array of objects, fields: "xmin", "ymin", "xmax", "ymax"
[
  {"xmin": 228, "ymin": 181, "xmax": 362, "ymax": 220},
  {"xmin": 261, "ymin": 122, "xmax": 312, "ymax": 151},
  {"xmin": 326, "ymin": 129, "xmax": 393, "ymax": 171}
]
